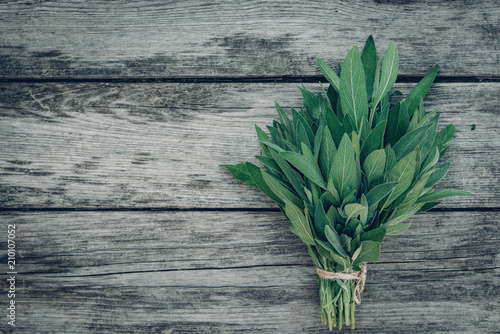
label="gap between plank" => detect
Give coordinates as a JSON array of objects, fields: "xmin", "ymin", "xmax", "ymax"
[
  {"xmin": 0, "ymin": 207, "xmax": 498, "ymax": 212},
  {"xmin": 1, "ymin": 75, "xmax": 499, "ymax": 84},
  {"xmin": 19, "ymin": 263, "xmax": 500, "ymax": 279}
]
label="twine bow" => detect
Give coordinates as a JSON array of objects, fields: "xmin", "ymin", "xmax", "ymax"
[{"xmin": 316, "ymin": 264, "xmax": 367, "ymax": 304}]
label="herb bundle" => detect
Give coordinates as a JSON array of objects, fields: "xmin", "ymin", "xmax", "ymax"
[{"xmin": 222, "ymin": 36, "xmax": 474, "ymax": 330}]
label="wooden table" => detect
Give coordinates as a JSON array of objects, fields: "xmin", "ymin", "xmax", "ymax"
[{"xmin": 1, "ymin": 1, "xmax": 499, "ymax": 333}]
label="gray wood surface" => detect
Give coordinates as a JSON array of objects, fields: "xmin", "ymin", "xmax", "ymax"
[
  {"xmin": 1, "ymin": 210, "xmax": 498, "ymax": 333},
  {"xmin": 1, "ymin": 82, "xmax": 497, "ymax": 209},
  {"xmin": 0, "ymin": 0, "xmax": 499, "ymax": 79},
  {"xmin": 0, "ymin": 1, "xmax": 499, "ymax": 333}
]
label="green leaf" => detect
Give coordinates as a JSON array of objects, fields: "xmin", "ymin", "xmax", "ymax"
[
  {"xmin": 406, "ymin": 65, "xmax": 439, "ymax": 116},
  {"xmin": 408, "ymin": 107, "xmax": 420, "ymax": 132},
  {"xmin": 344, "ymin": 203, "xmax": 365, "ymax": 220},
  {"xmin": 319, "ymin": 125, "xmax": 337, "ymax": 179},
  {"xmin": 329, "ymin": 250, "xmax": 349, "ymax": 270},
  {"xmin": 284, "ymin": 201, "xmax": 315, "ymax": 246},
  {"xmin": 435, "ymin": 123, "xmax": 456, "ymax": 157},
  {"xmin": 360, "ymin": 226, "xmax": 386, "ymax": 242},
  {"xmin": 292, "ymin": 108, "xmax": 314, "ymax": 142},
  {"xmin": 359, "ymin": 194, "xmax": 369, "ymax": 224},
  {"xmin": 269, "ymin": 150, "xmax": 307, "ymax": 202},
  {"xmin": 267, "ymin": 125, "xmax": 283, "ymax": 147},
  {"xmin": 297, "ymin": 121, "xmax": 312, "ymax": 151},
  {"xmin": 384, "ymin": 212, "xmax": 414, "ymax": 226},
  {"xmin": 360, "ymin": 116, "xmax": 371, "ymax": 142},
  {"xmin": 325, "ymin": 225, "xmax": 347, "ymax": 257},
  {"xmin": 280, "ymin": 151, "xmax": 327, "ymax": 190},
  {"xmin": 418, "ymin": 115, "xmax": 439, "ymax": 160},
  {"xmin": 261, "ymin": 169, "xmax": 303, "ymax": 209},
  {"xmin": 327, "ymin": 85, "xmax": 339, "ymax": 112},
  {"xmin": 325, "ymin": 108, "xmax": 344, "ymax": 147},
  {"xmin": 385, "ymin": 102, "xmax": 403, "ymax": 147},
  {"xmin": 300, "ymin": 86, "xmax": 327, "ymax": 120},
  {"xmin": 425, "ymin": 162, "xmax": 450, "ymax": 188},
  {"xmin": 339, "ymin": 46, "xmax": 369, "ymax": 131},
  {"xmin": 327, "ymin": 179, "xmax": 341, "ymax": 206},
  {"xmin": 275, "ymin": 101, "xmax": 292, "ymax": 133},
  {"xmin": 372, "ymin": 41, "xmax": 399, "ymax": 110},
  {"xmin": 417, "ymin": 189, "xmax": 475, "ymax": 203},
  {"xmin": 315, "ymin": 238, "xmax": 335, "ymax": 254},
  {"xmin": 255, "ymin": 124, "xmax": 271, "ymax": 143},
  {"xmin": 352, "ymin": 240, "xmax": 381, "ymax": 266},
  {"xmin": 301, "ymin": 142, "xmax": 318, "ymax": 167},
  {"xmin": 396, "ymin": 100, "xmax": 409, "ymax": 140},
  {"xmin": 340, "ymin": 234, "xmax": 352, "ymax": 253},
  {"xmin": 245, "ymin": 162, "xmax": 284, "ymax": 206},
  {"xmin": 342, "ymin": 113, "xmax": 354, "ymax": 134},
  {"xmin": 329, "ymin": 133, "xmax": 357, "ymax": 199},
  {"xmin": 255, "ymin": 124, "xmax": 272, "ymax": 156},
  {"xmin": 416, "ymin": 108, "xmax": 439, "ymax": 130},
  {"xmin": 360, "ymin": 120, "xmax": 386, "ymax": 163},
  {"xmin": 380, "ymin": 151, "xmax": 416, "ymax": 211},
  {"xmin": 282, "ymin": 139, "xmax": 298, "ymax": 152},
  {"xmin": 392, "ymin": 172, "xmax": 432, "ymax": 218},
  {"xmin": 255, "ymin": 155, "xmax": 283, "ymax": 176},
  {"xmin": 420, "ymin": 146, "xmax": 440, "ymax": 174},
  {"xmin": 221, "ymin": 164, "xmax": 257, "ymax": 187},
  {"xmin": 313, "ymin": 123, "xmax": 324, "ymax": 160},
  {"xmin": 361, "ymin": 35, "xmax": 377, "ymax": 99},
  {"xmin": 314, "ymin": 200, "xmax": 331, "ymax": 240},
  {"xmin": 384, "ymin": 145, "xmax": 397, "ymax": 176},
  {"xmin": 393, "ymin": 124, "xmax": 432, "ymax": 160},
  {"xmin": 259, "ymin": 140, "xmax": 285, "ymax": 153},
  {"xmin": 385, "ymin": 223, "xmax": 411, "ymax": 236},
  {"xmin": 363, "ymin": 149, "xmax": 386, "ymax": 184},
  {"xmin": 317, "ymin": 58, "xmax": 340, "ymax": 92},
  {"xmin": 365, "ymin": 182, "xmax": 398, "ymax": 207},
  {"xmin": 307, "ymin": 246, "xmax": 322, "ymax": 268}
]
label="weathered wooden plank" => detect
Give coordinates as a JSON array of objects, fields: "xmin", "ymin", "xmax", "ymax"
[
  {"xmin": 1, "ymin": 210, "xmax": 498, "ymax": 333},
  {"xmin": 1, "ymin": 82, "xmax": 497, "ymax": 209},
  {"xmin": 0, "ymin": 0, "xmax": 498, "ymax": 79}
]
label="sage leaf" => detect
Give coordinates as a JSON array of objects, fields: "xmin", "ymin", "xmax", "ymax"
[
  {"xmin": 284, "ymin": 200, "xmax": 315, "ymax": 246},
  {"xmin": 330, "ymin": 133, "xmax": 357, "ymax": 199},
  {"xmin": 339, "ymin": 46, "xmax": 369, "ymax": 131},
  {"xmin": 425, "ymin": 162, "xmax": 450, "ymax": 188},
  {"xmin": 385, "ymin": 223, "xmax": 411, "ymax": 236},
  {"xmin": 261, "ymin": 169, "xmax": 304, "ymax": 209},
  {"xmin": 325, "ymin": 225, "xmax": 347, "ymax": 257},
  {"xmin": 360, "ymin": 120, "xmax": 386, "ymax": 163},
  {"xmin": 221, "ymin": 163, "xmax": 257, "ymax": 187},
  {"xmin": 365, "ymin": 182, "xmax": 398, "ymax": 207},
  {"xmin": 393, "ymin": 124, "xmax": 432, "ymax": 160},
  {"xmin": 363, "ymin": 149, "xmax": 386, "ymax": 184},
  {"xmin": 352, "ymin": 240, "xmax": 381, "ymax": 266},
  {"xmin": 360, "ymin": 226, "xmax": 386, "ymax": 242},
  {"xmin": 372, "ymin": 41, "xmax": 398, "ymax": 110},
  {"xmin": 280, "ymin": 151, "xmax": 327, "ymax": 190},
  {"xmin": 417, "ymin": 189, "xmax": 475, "ymax": 203},
  {"xmin": 361, "ymin": 35, "xmax": 377, "ymax": 99},
  {"xmin": 245, "ymin": 162, "xmax": 284, "ymax": 206},
  {"xmin": 380, "ymin": 151, "xmax": 416, "ymax": 211},
  {"xmin": 406, "ymin": 65, "xmax": 439, "ymax": 116},
  {"xmin": 317, "ymin": 58, "xmax": 340, "ymax": 92}
]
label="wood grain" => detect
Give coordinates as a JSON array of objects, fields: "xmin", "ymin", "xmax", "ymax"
[
  {"xmin": 1, "ymin": 210, "xmax": 498, "ymax": 333},
  {"xmin": 0, "ymin": 0, "xmax": 499, "ymax": 79},
  {"xmin": 0, "ymin": 82, "xmax": 497, "ymax": 209}
]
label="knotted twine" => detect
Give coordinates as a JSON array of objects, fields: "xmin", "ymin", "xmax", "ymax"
[{"xmin": 316, "ymin": 264, "xmax": 367, "ymax": 304}]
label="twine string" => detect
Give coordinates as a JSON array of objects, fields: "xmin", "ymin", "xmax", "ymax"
[{"xmin": 316, "ymin": 264, "xmax": 367, "ymax": 304}]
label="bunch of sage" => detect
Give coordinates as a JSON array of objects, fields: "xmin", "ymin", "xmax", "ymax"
[{"xmin": 222, "ymin": 36, "xmax": 473, "ymax": 330}]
